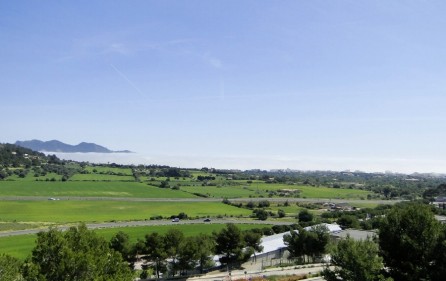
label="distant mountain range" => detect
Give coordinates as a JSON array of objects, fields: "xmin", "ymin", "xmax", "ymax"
[{"xmin": 15, "ymin": 140, "xmax": 132, "ymax": 153}]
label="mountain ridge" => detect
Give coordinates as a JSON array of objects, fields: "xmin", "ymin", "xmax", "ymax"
[{"xmin": 15, "ymin": 139, "xmax": 131, "ymax": 153}]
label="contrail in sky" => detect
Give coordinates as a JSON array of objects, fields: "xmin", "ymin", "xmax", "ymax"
[{"xmin": 110, "ymin": 64, "xmax": 146, "ymax": 98}]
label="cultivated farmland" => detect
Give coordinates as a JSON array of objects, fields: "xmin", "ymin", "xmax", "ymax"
[{"xmin": 0, "ymin": 160, "xmax": 387, "ymax": 261}]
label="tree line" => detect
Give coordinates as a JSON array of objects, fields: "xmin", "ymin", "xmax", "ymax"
[{"xmin": 0, "ymin": 223, "xmax": 264, "ymax": 281}]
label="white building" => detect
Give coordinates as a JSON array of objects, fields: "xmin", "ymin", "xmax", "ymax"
[{"xmin": 252, "ymin": 223, "xmax": 342, "ymax": 261}]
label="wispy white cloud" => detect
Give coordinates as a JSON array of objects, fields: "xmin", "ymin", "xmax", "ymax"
[
  {"xmin": 55, "ymin": 38, "xmax": 133, "ymax": 62},
  {"xmin": 203, "ymin": 53, "xmax": 223, "ymax": 69},
  {"xmin": 104, "ymin": 43, "xmax": 131, "ymax": 55}
]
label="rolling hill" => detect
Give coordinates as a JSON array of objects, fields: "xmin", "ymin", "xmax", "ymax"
[{"xmin": 15, "ymin": 140, "xmax": 131, "ymax": 153}]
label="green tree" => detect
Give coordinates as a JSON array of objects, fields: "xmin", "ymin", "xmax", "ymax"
[
  {"xmin": 131, "ymin": 238, "xmax": 146, "ymax": 269},
  {"xmin": 258, "ymin": 200, "xmax": 270, "ymax": 208},
  {"xmin": 322, "ymin": 237, "xmax": 391, "ymax": 281},
  {"xmin": 277, "ymin": 209, "xmax": 286, "ymax": 218},
  {"xmin": 423, "ymin": 183, "xmax": 446, "ymax": 201},
  {"xmin": 298, "ymin": 209, "xmax": 313, "ymax": 225},
  {"xmin": 110, "ymin": 231, "xmax": 132, "ymax": 264},
  {"xmin": 244, "ymin": 231, "xmax": 264, "ymax": 262},
  {"xmin": 214, "ymin": 224, "xmax": 247, "ymax": 268},
  {"xmin": 431, "ymin": 225, "xmax": 446, "ymax": 281},
  {"xmin": 337, "ymin": 214, "xmax": 360, "ymax": 229},
  {"xmin": 283, "ymin": 225, "xmax": 329, "ymax": 263},
  {"xmin": 253, "ymin": 209, "xmax": 268, "ymax": 220},
  {"xmin": 177, "ymin": 236, "xmax": 199, "ymax": 275},
  {"xmin": 246, "ymin": 201, "xmax": 255, "ymax": 209},
  {"xmin": 144, "ymin": 233, "xmax": 167, "ymax": 279},
  {"xmin": 194, "ymin": 234, "xmax": 215, "ymax": 274},
  {"xmin": 305, "ymin": 224, "xmax": 329, "ymax": 260},
  {"xmin": 0, "ymin": 254, "xmax": 24, "ymax": 281},
  {"xmin": 283, "ymin": 227, "xmax": 306, "ymax": 261},
  {"xmin": 379, "ymin": 202, "xmax": 442, "ymax": 281},
  {"xmin": 164, "ymin": 229, "xmax": 184, "ymax": 276},
  {"xmin": 23, "ymin": 224, "xmax": 132, "ymax": 281}
]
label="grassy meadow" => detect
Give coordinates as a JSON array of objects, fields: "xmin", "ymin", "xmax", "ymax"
[
  {"xmin": 0, "ymin": 201, "xmax": 252, "ymax": 223},
  {"xmin": 0, "ymin": 181, "xmax": 197, "ymax": 198},
  {"xmin": 84, "ymin": 166, "xmax": 133, "ymax": 175},
  {"xmin": 252, "ymin": 182, "xmax": 370, "ymax": 199}
]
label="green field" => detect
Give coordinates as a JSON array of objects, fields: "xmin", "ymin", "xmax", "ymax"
[
  {"xmin": 0, "ymin": 223, "xmax": 272, "ymax": 260},
  {"xmin": 0, "ymin": 234, "xmax": 37, "ymax": 260},
  {"xmin": 69, "ymin": 173, "xmax": 135, "ymax": 181},
  {"xmin": 252, "ymin": 183, "xmax": 370, "ymax": 199},
  {"xmin": 180, "ymin": 183, "xmax": 370, "ymax": 199},
  {"xmin": 1, "ymin": 172, "xmax": 371, "ymax": 200},
  {"xmin": 181, "ymin": 185, "xmax": 259, "ymax": 198},
  {"xmin": 7, "ymin": 172, "xmax": 63, "ymax": 181},
  {"xmin": 0, "ymin": 201, "xmax": 252, "ymax": 223},
  {"xmin": 0, "ymin": 181, "xmax": 197, "ymax": 198},
  {"xmin": 84, "ymin": 166, "xmax": 133, "ymax": 175}
]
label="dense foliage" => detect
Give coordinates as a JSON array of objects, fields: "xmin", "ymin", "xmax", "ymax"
[
  {"xmin": 213, "ymin": 223, "xmax": 255, "ymax": 268},
  {"xmin": 0, "ymin": 144, "xmax": 81, "ymax": 180},
  {"xmin": 0, "ymin": 144, "xmax": 45, "ymax": 168},
  {"xmin": 323, "ymin": 202, "xmax": 446, "ymax": 281},
  {"xmin": 322, "ymin": 237, "xmax": 390, "ymax": 281},
  {"xmin": 283, "ymin": 225, "xmax": 330, "ymax": 263},
  {"xmin": 23, "ymin": 224, "xmax": 133, "ymax": 281},
  {"xmin": 0, "ymin": 254, "xmax": 24, "ymax": 281},
  {"xmin": 379, "ymin": 202, "xmax": 446, "ymax": 281}
]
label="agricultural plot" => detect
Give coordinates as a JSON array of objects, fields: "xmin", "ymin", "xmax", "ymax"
[
  {"xmin": 3, "ymin": 177, "xmax": 347, "ymax": 200},
  {"xmin": 180, "ymin": 185, "xmax": 259, "ymax": 198},
  {"xmin": 7, "ymin": 172, "xmax": 62, "ymax": 181},
  {"xmin": 144, "ymin": 177, "xmax": 201, "ymax": 188},
  {"xmin": 0, "ymin": 235, "xmax": 37, "ymax": 260},
  {"xmin": 0, "ymin": 201, "xmax": 252, "ymax": 223},
  {"xmin": 0, "ymin": 181, "xmax": 197, "ymax": 198},
  {"xmin": 69, "ymin": 173, "xmax": 135, "ymax": 181},
  {"xmin": 84, "ymin": 166, "xmax": 133, "ymax": 175},
  {"xmin": 251, "ymin": 183, "xmax": 371, "ymax": 199},
  {"xmin": 180, "ymin": 182, "xmax": 370, "ymax": 199}
]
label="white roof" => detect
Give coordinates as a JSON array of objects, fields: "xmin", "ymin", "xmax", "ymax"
[
  {"xmin": 256, "ymin": 223, "xmax": 342, "ymax": 255},
  {"xmin": 257, "ymin": 231, "xmax": 294, "ymax": 254},
  {"xmin": 304, "ymin": 223, "xmax": 342, "ymax": 233}
]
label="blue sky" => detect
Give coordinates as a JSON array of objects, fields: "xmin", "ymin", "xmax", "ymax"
[{"xmin": 1, "ymin": 1, "xmax": 446, "ymax": 173}]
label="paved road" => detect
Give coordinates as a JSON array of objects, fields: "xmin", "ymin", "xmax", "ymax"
[
  {"xmin": 0, "ymin": 219, "xmax": 292, "ymax": 237},
  {"xmin": 0, "ymin": 196, "xmax": 401, "ymax": 205}
]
